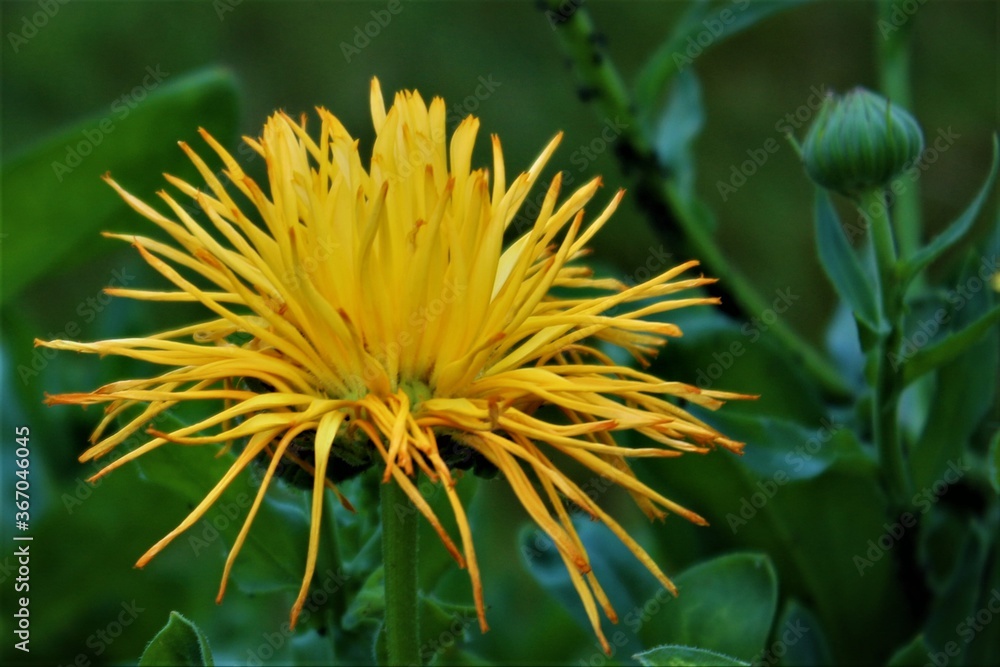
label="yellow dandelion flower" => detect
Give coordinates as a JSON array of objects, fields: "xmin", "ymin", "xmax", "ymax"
[{"xmin": 40, "ymin": 78, "xmax": 751, "ymax": 652}]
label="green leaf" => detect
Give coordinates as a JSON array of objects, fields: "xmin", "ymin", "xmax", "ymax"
[
  {"xmin": 343, "ymin": 565, "xmax": 385, "ymax": 630},
  {"xmin": 911, "ymin": 251, "xmax": 999, "ymax": 489},
  {"xmin": 519, "ymin": 518, "xmax": 648, "ymax": 659},
  {"xmin": 773, "ymin": 600, "xmax": 834, "ymax": 666},
  {"xmin": 988, "ymin": 429, "xmax": 1000, "ymax": 495},
  {"xmin": 699, "ymin": 410, "xmax": 874, "ymax": 483},
  {"xmin": 637, "ymin": 427, "xmax": 908, "ymax": 662},
  {"xmin": 634, "ymin": 1, "xmax": 814, "ymax": 125},
  {"xmin": 139, "ymin": 611, "xmax": 213, "ymax": 667},
  {"xmin": 418, "ymin": 596, "xmax": 479, "ymax": 664},
  {"xmin": 654, "ymin": 69, "xmax": 705, "ymax": 207},
  {"xmin": 901, "ymin": 304, "xmax": 1000, "ymax": 384},
  {"xmin": 921, "ymin": 523, "xmax": 993, "ymax": 663},
  {"xmin": 814, "ymin": 190, "xmax": 880, "ymax": 332},
  {"xmin": 965, "ymin": 544, "xmax": 1000, "ymax": 666},
  {"xmin": 901, "ymin": 135, "xmax": 999, "ymax": 288},
  {"xmin": 886, "ymin": 634, "xmax": 931, "ymax": 666},
  {"xmin": 130, "ymin": 410, "xmax": 310, "ymax": 596},
  {"xmin": 634, "ymin": 644, "xmax": 749, "ymax": 666},
  {"xmin": 1, "ymin": 67, "xmax": 240, "ymax": 305},
  {"xmin": 638, "ymin": 553, "xmax": 778, "ymax": 662}
]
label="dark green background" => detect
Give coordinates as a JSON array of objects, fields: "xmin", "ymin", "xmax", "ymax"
[{"xmin": 1, "ymin": 1, "xmax": 997, "ymax": 665}]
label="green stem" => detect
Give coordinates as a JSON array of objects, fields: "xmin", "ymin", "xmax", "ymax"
[
  {"xmin": 381, "ymin": 480, "xmax": 421, "ymax": 666},
  {"xmin": 544, "ymin": 0, "xmax": 852, "ymax": 402},
  {"xmin": 877, "ymin": 0, "xmax": 922, "ymax": 259},
  {"xmin": 859, "ymin": 189, "xmax": 914, "ymax": 511}
]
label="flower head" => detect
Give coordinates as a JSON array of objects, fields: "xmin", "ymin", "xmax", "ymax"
[
  {"xmin": 802, "ymin": 87, "xmax": 924, "ymax": 197},
  {"xmin": 41, "ymin": 79, "xmax": 749, "ymax": 651}
]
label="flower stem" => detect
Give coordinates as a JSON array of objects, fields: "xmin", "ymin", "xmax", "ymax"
[
  {"xmin": 543, "ymin": 0, "xmax": 852, "ymax": 403},
  {"xmin": 859, "ymin": 189, "xmax": 914, "ymax": 511},
  {"xmin": 381, "ymin": 480, "xmax": 421, "ymax": 666},
  {"xmin": 877, "ymin": 0, "xmax": 922, "ymax": 259}
]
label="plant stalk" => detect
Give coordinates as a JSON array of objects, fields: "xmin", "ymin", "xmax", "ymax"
[
  {"xmin": 543, "ymin": 0, "xmax": 852, "ymax": 402},
  {"xmin": 877, "ymin": 0, "xmax": 922, "ymax": 259},
  {"xmin": 860, "ymin": 188, "xmax": 914, "ymax": 511},
  {"xmin": 381, "ymin": 480, "xmax": 421, "ymax": 666}
]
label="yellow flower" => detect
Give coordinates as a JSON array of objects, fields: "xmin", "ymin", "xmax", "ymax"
[{"xmin": 41, "ymin": 78, "xmax": 750, "ymax": 652}]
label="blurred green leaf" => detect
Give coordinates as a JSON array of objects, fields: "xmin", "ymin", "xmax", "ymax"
[
  {"xmin": 823, "ymin": 301, "xmax": 866, "ymax": 387},
  {"xmin": 702, "ymin": 410, "xmax": 874, "ymax": 482},
  {"xmin": 356, "ymin": 577, "xmax": 479, "ymax": 664},
  {"xmin": 922, "ymin": 521, "xmax": 992, "ymax": 663},
  {"xmin": 901, "ymin": 304, "xmax": 1000, "ymax": 384},
  {"xmin": 1, "ymin": 67, "xmax": 240, "ymax": 305},
  {"xmin": 814, "ymin": 190, "xmax": 880, "ymax": 333},
  {"xmin": 911, "ymin": 252, "xmax": 999, "ymax": 489},
  {"xmin": 654, "ymin": 69, "xmax": 705, "ymax": 209},
  {"xmin": 519, "ymin": 518, "xmax": 649, "ymax": 661},
  {"xmin": 648, "ymin": 314, "xmax": 828, "ymax": 424},
  {"xmin": 634, "ymin": 0, "xmax": 814, "ymax": 126},
  {"xmin": 965, "ymin": 544, "xmax": 1000, "ymax": 667},
  {"xmin": 773, "ymin": 600, "xmax": 833, "ymax": 667},
  {"xmin": 639, "ymin": 552, "xmax": 777, "ymax": 662},
  {"xmin": 138, "ymin": 611, "xmax": 213, "ymax": 667},
  {"xmin": 130, "ymin": 410, "xmax": 310, "ymax": 596},
  {"xmin": 634, "ymin": 644, "xmax": 749, "ymax": 666},
  {"xmin": 900, "ymin": 135, "xmax": 999, "ymax": 289},
  {"xmin": 639, "ymin": 427, "xmax": 909, "ymax": 663},
  {"xmin": 988, "ymin": 430, "xmax": 1000, "ymax": 495},
  {"xmin": 418, "ymin": 595, "xmax": 478, "ymax": 664},
  {"xmin": 886, "ymin": 634, "xmax": 931, "ymax": 666},
  {"xmin": 343, "ymin": 565, "xmax": 385, "ymax": 631}
]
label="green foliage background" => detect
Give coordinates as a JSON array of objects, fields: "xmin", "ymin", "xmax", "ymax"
[{"xmin": 1, "ymin": 1, "xmax": 997, "ymax": 665}]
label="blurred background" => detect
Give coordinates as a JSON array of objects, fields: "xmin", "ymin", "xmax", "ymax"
[{"xmin": 1, "ymin": 1, "xmax": 997, "ymax": 665}]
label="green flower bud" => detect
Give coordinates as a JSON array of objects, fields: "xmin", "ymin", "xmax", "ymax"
[{"xmin": 802, "ymin": 87, "xmax": 924, "ymax": 197}]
